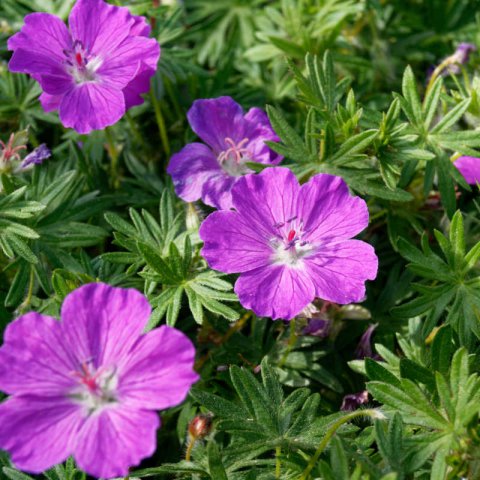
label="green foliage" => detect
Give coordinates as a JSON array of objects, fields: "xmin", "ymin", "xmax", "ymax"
[
  {"xmin": 367, "ymin": 348, "xmax": 480, "ymax": 479},
  {"xmin": 104, "ymin": 190, "xmax": 239, "ymax": 326},
  {"xmin": 393, "ymin": 211, "xmax": 480, "ymax": 345},
  {"xmin": 1, "ymin": 0, "xmax": 480, "ymax": 479}
]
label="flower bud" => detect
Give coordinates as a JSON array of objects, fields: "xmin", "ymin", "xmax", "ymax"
[{"xmin": 188, "ymin": 413, "xmax": 213, "ymax": 439}]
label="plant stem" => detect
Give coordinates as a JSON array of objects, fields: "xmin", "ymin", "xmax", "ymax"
[
  {"xmin": 150, "ymin": 86, "xmax": 171, "ymax": 160},
  {"xmin": 425, "ymin": 57, "xmax": 455, "ymax": 96},
  {"xmin": 275, "ymin": 446, "xmax": 281, "ymax": 479},
  {"xmin": 278, "ymin": 318, "xmax": 297, "ymax": 368},
  {"xmin": 194, "ymin": 312, "xmax": 252, "ymax": 371},
  {"xmin": 125, "ymin": 112, "xmax": 143, "ymax": 146},
  {"xmin": 19, "ymin": 265, "xmax": 35, "ymax": 313},
  {"xmin": 105, "ymin": 127, "xmax": 120, "ymax": 188},
  {"xmin": 299, "ymin": 409, "xmax": 384, "ymax": 480},
  {"xmin": 185, "ymin": 437, "xmax": 195, "ymax": 461}
]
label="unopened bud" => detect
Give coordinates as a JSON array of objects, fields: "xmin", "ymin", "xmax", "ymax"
[
  {"xmin": 186, "ymin": 202, "xmax": 200, "ymax": 230},
  {"xmin": 188, "ymin": 413, "xmax": 213, "ymax": 439}
]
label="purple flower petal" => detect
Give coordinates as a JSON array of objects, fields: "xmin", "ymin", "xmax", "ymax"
[
  {"xmin": 75, "ymin": 406, "xmax": 159, "ymax": 478},
  {"xmin": 454, "ymin": 155, "xmax": 480, "ymax": 185},
  {"xmin": 187, "ymin": 97, "xmax": 246, "ymax": 153},
  {"xmin": 9, "ymin": 50, "xmax": 68, "ymax": 79},
  {"xmin": 232, "ymin": 167, "xmax": 299, "ymax": 238},
  {"xmin": 355, "ymin": 323, "xmax": 378, "ymax": 359},
  {"xmin": 201, "ymin": 173, "xmax": 237, "ymax": 209},
  {"xmin": 59, "ymin": 83, "xmax": 125, "ymax": 134},
  {"xmin": 167, "ymin": 143, "xmax": 222, "ymax": 203},
  {"xmin": 98, "ymin": 36, "xmax": 159, "ymax": 90},
  {"xmin": 298, "ymin": 173, "xmax": 369, "ymax": 242},
  {"xmin": 302, "ymin": 318, "xmax": 330, "ymax": 337},
  {"xmin": 305, "ymin": 240, "xmax": 378, "ymax": 304},
  {"xmin": 0, "ymin": 396, "xmax": 83, "ymax": 473},
  {"xmin": 119, "ymin": 326, "xmax": 199, "ymax": 410},
  {"xmin": 235, "ymin": 264, "xmax": 316, "ymax": 320},
  {"xmin": 243, "ymin": 107, "xmax": 283, "ymax": 165},
  {"xmin": 39, "ymin": 92, "xmax": 61, "ymax": 112},
  {"xmin": 20, "ymin": 144, "xmax": 51, "ymax": 168},
  {"xmin": 60, "ymin": 283, "xmax": 151, "ymax": 368},
  {"xmin": 131, "ymin": 14, "xmax": 151, "ymax": 37},
  {"xmin": 0, "ymin": 313, "xmax": 76, "ymax": 396},
  {"xmin": 200, "ymin": 210, "xmax": 271, "ymax": 273},
  {"xmin": 38, "ymin": 73, "xmax": 73, "ymax": 96},
  {"xmin": 69, "ymin": 0, "xmax": 134, "ymax": 56},
  {"xmin": 123, "ymin": 64, "xmax": 157, "ymax": 109},
  {"xmin": 340, "ymin": 390, "xmax": 369, "ymax": 411},
  {"xmin": 8, "ymin": 13, "xmax": 72, "ymax": 76}
]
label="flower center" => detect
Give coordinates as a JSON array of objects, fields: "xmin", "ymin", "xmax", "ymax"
[
  {"xmin": 217, "ymin": 137, "xmax": 251, "ymax": 176},
  {"xmin": 63, "ymin": 40, "xmax": 102, "ymax": 84},
  {"xmin": 70, "ymin": 360, "xmax": 117, "ymax": 413},
  {"xmin": 270, "ymin": 216, "xmax": 315, "ymax": 266}
]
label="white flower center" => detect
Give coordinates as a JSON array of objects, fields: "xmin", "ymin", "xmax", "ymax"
[
  {"xmin": 63, "ymin": 40, "xmax": 103, "ymax": 84},
  {"xmin": 217, "ymin": 137, "xmax": 251, "ymax": 176},
  {"xmin": 70, "ymin": 361, "xmax": 118, "ymax": 413},
  {"xmin": 269, "ymin": 216, "xmax": 315, "ymax": 267}
]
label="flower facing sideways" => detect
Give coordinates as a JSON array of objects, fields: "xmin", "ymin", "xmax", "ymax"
[
  {"xmin": 199, "ymin": 167, "xmax": 378, "ymax": 320},
  {"xmin": 0, "ymin": 283, "xmax": 199, "ymax": 478},
  {"xmin": 8, "ymin": 0, "xmax": 160, "ymax": 134},
  {"xmin": 167, "ymin": 96, "xmax": 283, "ymax": 210}
]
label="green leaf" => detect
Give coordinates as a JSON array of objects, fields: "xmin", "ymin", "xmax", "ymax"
[
  {"xmin": 207, "ymin": 441, "xmax": 228, "ymax": 480},
  {"xmin": 430, "ymin": 326, "xmax": 453, "ymax": 375},
  {"xmin": 365, "ymin": 358, "xmax": 401, "ymax": 387},
  {"xmin": 430, "ymin": 98, "xmax": 471, "ymax": 134},
  {"xmin": 2, "ymin": 468, "xmax": 35, "ymax": 480},
  {"xmin": 401, "ymin": 66, "xmax": 423, "ymax": 127}
]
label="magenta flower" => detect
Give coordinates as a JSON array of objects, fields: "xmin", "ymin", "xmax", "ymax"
[
  {"xmin": 199, "ymin": 167, "xmax": 378, "ymax": 320},
  {"xmin": 354, "ymin": 323, "xmax": 379, "ymax": 359},
  {"xmin": 167, "ymin": 96, "xmax": 283, "ymax": 210},
  {"xmin": 8, "ymin": 0, "xmax": 160, "ymax": 134},
  {"xmin": 20, "ymin": 144, "xmax": 51, "ymax": 169},
  {"xmin": 454, "ymin": 156, "xmax": 480, "ymax": 185},
  {"xmin": 0, "ymin": 283, "xmax": 198, "ymax": 478},
  {"xmin": 340, "ymin": 390, "xmax": 369, "ymax": 411}
]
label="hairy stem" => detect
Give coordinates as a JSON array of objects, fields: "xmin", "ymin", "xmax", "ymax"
[
  {"xmin": 299, "ymin": 409, "xmax": 384, "ymax": 480},
  {"xmin": 275, "ymin": 446, "xmax": 281, "ymax": 479}
]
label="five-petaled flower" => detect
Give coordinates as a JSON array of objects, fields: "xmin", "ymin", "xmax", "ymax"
[
  {"xmin": 199, "ymin": 167, "xmax": 378, "ymax": 320},
  {"xmin": 167, "ymin": 96, "xmax": 283, "ymax": 210},
  {"xmin": 0, "ymin": 283, "xmax": 199, "ymax": 478},
  {"xmin": 7, "ymin": 0, "xmax": 160, "ymax": 134},
  {"xmin": 454, "ymin": 155, "xmax": 480, "ymax": 185}
]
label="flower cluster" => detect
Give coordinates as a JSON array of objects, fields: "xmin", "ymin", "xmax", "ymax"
[{"xmin": 2, "ymin": 0, "xmax": 384, "ymax": 477}]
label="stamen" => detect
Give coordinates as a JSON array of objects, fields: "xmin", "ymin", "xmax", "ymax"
[
  {"xmin": 287, "ymin": 229, "xmax": 296, "ymax": 242},
  {"xmin": 217, "ymin": 137, "xmax": 250, "ymax": 167}
]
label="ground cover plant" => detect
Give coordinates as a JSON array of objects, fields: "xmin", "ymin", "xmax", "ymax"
[{"xmin": 1, "ymin": 0, "xmax": 480, "ymax": 479}]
